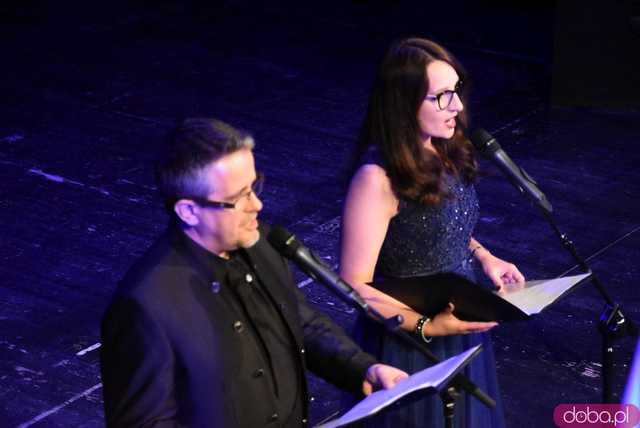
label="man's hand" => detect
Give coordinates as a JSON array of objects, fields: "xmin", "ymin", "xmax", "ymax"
[{"xmin": 362, "ymin": 364, "xmax": 409, "ymax": 396}]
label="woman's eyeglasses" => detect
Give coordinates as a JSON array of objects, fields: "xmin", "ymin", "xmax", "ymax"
[{"xmin": 425, "ymin": 80, "xmax": 464, "ymax": 110}]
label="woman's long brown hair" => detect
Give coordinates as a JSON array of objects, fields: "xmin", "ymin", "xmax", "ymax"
[{"xmin": 355, "ymin": 38, "xmax": 477, "ymax": 205}]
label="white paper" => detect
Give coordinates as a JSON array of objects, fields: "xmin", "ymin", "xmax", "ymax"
[
  {"xmin": 316, "ymin": 345, "xmax": 481, "ymax": 428},
  {"xmin": 498, "ymin": 273, "xmax": 591, "ymax": 315}
]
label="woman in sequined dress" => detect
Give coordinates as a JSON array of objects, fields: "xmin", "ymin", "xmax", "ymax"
[{"xmin": 339, "ymin": 38, "xmax": 525, "ymax": 427}]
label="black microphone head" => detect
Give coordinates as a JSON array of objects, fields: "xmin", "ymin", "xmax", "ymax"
[
  {"xmin": 471, "ymin": 128, "xmax": 501, "ymax": 154},
  {"xmin": 267, "ymin": 226, "xmax": 300, "ymax": 259}
]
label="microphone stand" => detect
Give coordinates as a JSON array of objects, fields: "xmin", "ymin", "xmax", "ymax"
[
  {"xmin": 473, "ymin": 129, "xmax": 637, "ymax": 401},
  {"xmin": 495, "ymin": 159, "xmax": 638, "ymax": 402},
  {"xmin": 538, "ymin": 208, "xmax": 638, "ymax": 402},
  {"xmin": 338, "ymin": 287, "xmax": 495, "ymax": 428}
]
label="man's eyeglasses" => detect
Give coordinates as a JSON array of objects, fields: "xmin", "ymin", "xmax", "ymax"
[
  {"xmin": 425, "ymin": 80, "xmax": 464, "ymax": 110},
  {"xmin": 188, "ymin": 172, "xmax": 264, "ymax": 210}
]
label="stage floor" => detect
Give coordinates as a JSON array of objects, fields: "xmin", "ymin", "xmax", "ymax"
[{"xmin": 1, "ymin": 1, "xmax": 638, "ymax": 426}]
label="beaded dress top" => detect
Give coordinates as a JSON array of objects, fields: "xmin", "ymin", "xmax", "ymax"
[{"xmin": 376, "ymin": 173, "xmax": 479, "ymax": 278}]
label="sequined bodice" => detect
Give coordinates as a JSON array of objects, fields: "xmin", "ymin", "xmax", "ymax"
[{"xmin": 377, "ymin": 174, "xmax": 479, "ymax": 278}]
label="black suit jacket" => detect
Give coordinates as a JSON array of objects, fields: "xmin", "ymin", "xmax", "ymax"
[{"xmin": 100, "ymin": 224, "xmax": 376, "ymax": 427}]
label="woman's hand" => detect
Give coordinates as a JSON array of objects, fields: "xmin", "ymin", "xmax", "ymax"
[
  {"xmin": 424, "ymin": 303, "xmax": 498, "ymax": 336},
  {"xmin": 475, "ymin": 248, "xmax": 525, "ymax": 290}
]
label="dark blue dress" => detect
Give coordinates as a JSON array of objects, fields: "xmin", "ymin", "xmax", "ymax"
[{"xmin": 351, "ymin": 170, "xmax": 506, "ymax": 428}]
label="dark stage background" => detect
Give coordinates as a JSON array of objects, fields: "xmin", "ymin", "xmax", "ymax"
[{"xmin": 1, "ymin": 1, "xmax": 639, "ymax": 427}]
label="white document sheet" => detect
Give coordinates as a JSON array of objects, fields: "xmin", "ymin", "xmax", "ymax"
[
  {"xmin": 316, "ymin": 345, "xmax": 482, "ymax": 428},
  {"xmin": 498, "ymin": 273, "xmax": 591, "ymax": 315}
]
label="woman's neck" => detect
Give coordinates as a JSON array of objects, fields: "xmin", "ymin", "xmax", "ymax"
[{"xmin": 422, "ymin": 137, "xmax": 438, "ymax": 155}]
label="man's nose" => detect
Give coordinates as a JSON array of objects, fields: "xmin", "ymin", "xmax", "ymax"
[{"xmin": 248, "ymin": 191, "xmax": 263, "ymax": 211}]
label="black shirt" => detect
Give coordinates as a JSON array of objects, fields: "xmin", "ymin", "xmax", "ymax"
[{"xmin": 224, "ymin": 252, "xmax": 303, "ymax": 425}]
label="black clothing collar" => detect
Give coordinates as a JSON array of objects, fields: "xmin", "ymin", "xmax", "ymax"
[{"xmin": 167, "ymin": 222, "xmax": 231, "ymax": 284}]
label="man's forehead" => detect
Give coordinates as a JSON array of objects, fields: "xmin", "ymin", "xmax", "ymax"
[{"xmin": 204, "ymin": 149, "xmax": 256, "ymax": 194}]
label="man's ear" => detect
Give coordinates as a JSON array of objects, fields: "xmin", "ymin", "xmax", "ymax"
[{"xmin": 174, "ymin": 199, "xmax": 200, "ymax": 226}]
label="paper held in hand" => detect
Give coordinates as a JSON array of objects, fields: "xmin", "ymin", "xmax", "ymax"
[
  {"xmin": 373, "ymin": 272, "xmax": 592, "ymax": 322},
  {"xmin": 315, "ymin": 345, "xmax": 483, "ymax": 428},
  {"xmin": 497, "ymin": 273, "xmax": 591, "ymax": 315}
]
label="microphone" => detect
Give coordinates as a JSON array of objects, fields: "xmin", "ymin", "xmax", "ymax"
[
  {"xmin": 471, "ymin": 129, "xmax": 553, "ymax": 215},
  {"xmin": 267, "ymin": 226, "xmax": 368, "ymax": 309}
]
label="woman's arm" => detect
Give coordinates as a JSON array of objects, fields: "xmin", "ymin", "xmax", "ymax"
[
  {"xmin": 340, "ymin": 164, "xmax": 421, "ymax": 329},
  {"xmin": 469, "ymin": 237, "xmax": 525, "ymax": 289}
]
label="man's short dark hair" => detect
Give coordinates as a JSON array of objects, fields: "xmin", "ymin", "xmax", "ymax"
[{"xmin": 156, "ymin": 118, "xmax": 255, "ymax": 211}]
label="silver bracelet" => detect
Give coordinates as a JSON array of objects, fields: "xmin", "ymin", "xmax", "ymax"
[{"xmin": 415, "ymin": 316, "xmax": 433, "ymax": 343}]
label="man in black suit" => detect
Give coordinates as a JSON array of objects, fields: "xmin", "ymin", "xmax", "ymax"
[{"xmin": 100, "ymin": 118, "xmax": 408, "ymax": 427}]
